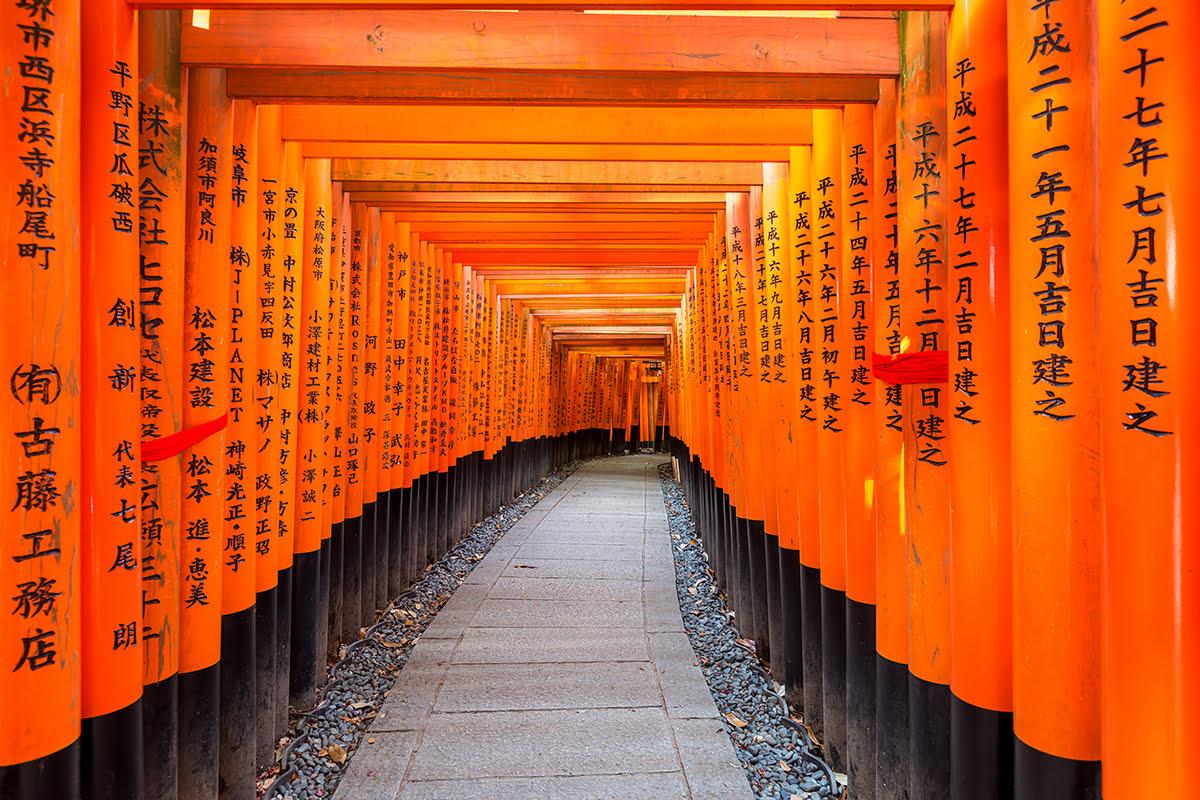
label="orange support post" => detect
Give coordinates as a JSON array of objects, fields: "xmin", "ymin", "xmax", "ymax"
[
  {"xmin": 0, "ymin": 0, "xmax": 82, "ymax": 794},
  {"xmin": 897, "ymin": 13, "xmax": 951, "ymax": 799},
  {"xmin": 870, "ymin": 76, "xmax": 909, "ymax": 800},
  {"xmin": 945, "ymin": 1, "xmax": 1014, "ymax": 798},
  {"xmin": 840, "ymin": 101, "xmax": 878, "ymax": 797},
  {"xmin": 253, "ymin": 104, "xmax": 285, "ymax": 762},
  {"xmin": 786, "ymin": 149, "xmax": 823, "ymax": 729},
  {"xmin": 137, "ymin": 14, "xmax": 185, "ymax": 794},
  {"xmin": 79, "ymin": 2, "xmax": 142, "ymax": 796},
  {"xmin": 1008, "ymin": 0, "xmax": 1102, "ymax": 794},
  {"xmin": 813, "ymin": 107, "xmax": 849, "ymax": 765},
  {"xmin": 179, "ymin": 66, "xmax": 232, "ymax": 800},
  {"xmin": 391, "ymin": 222, "xmax": 415, "ymax": 586},
  {"xmin": 1098, "ymin": 4, "xmax": 1199, "ymax": 799},
  {"xmin": 342, "ymin": 202, "xmax": 365, "ymax": 642},
  {"xmin": 762, "ymin": 161, "xmax": 794, "ymax": 689},
  {"xmin": 326, "ymin": 189, "xmax": 351, "ymax": 659},
  {"xmin": 291, "ymin": 155, "xmax": 331, "ymax": 706},
  {"xmin": 218, "ymin": 95, "xmax": 259, "ymax": 797},
  {"xmin": 380, "ymin": 213, "xmax": 400, "ymax": 598},
  {"xmin": 360, "ymin": 206, "xmax": 382, "ymax": 627}
]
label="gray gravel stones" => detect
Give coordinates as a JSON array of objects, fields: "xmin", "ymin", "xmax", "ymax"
[
  {"xmin": 657, "ymin": 464, "xmax": 840, "ymax": 800},
  {"xmin": 261, "ymin": 459, "xmax": 593, "ymax": 800}
]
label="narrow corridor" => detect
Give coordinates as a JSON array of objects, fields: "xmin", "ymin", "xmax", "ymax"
[{"xmin": 334, "ymin": 456, "xmax": 752, "ymax": 800}]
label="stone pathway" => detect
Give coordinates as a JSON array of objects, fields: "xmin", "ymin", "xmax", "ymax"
[{"xmin": 333, "ymin": 455, "xmax": 755, "ymax": 800}]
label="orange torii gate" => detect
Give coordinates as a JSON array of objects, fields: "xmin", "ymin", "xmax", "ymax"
[{"xmin": 2, "ymin": 4, "xmax": 1197, "ymax": 800}]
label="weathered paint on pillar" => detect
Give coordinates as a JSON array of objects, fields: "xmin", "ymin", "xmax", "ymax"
[
  {"xmin": 254, "ymin": 105, "xmax": 281, "ymax": 596},
  {"xmin": 277, "ymin": 141, "xmax": 303, "ymax": 571}
]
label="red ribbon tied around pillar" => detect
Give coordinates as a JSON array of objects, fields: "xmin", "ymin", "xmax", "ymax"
[
  {"xmin": 871, "ymin": 351, "xmax": 949, "ymax": 385},
  {"xmin": 141, "ymin": 413, "xmax": 230, "ymax": 462}
]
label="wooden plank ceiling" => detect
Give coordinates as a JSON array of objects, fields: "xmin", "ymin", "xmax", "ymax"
[{"xmin": 175, "ymin": 5, "xmax": 902, "ymax": 357}]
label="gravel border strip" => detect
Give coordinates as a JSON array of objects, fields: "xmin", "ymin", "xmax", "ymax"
[
  {"xmin": 658, "ymin": 463, "xmax": 845, "ymax": 800},
  {"xmin": 258, "ymin": 458, "xmax": 595, "ymax": 800}
]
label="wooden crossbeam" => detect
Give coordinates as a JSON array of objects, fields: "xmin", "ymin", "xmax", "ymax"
[
  {"xmin": 333, "ymin": 159, "xmax": 768, "ymax": 185},
  {"xmin": 236, "ymin": 70, "xmax": 879, "ymax": 106},
  {"xmin": 185, "ymin": 12, "xmax": 897, "ymax": 75},
  {"xmin": 361, "ymin": 192, "xmax": 729, "ymax": 205},
  {"xmin": 306, "ymin": 143, "xmax": 793, "ymax": 161},
  {"xmin": 134, "ymin": 1, "xmax": 949, "ymax": 11},
  {"xmin": 280, "ymin": 105, "xmax": 813, "ymax": 144}
]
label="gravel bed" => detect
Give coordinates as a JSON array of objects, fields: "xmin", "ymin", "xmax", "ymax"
[
  {"xmin": 658, "ymin": 463, "xmax": 845, "ymax": 800},
  {"xmin": 258, "ymin": 458, "xmax": 593, "ymax": 800}
]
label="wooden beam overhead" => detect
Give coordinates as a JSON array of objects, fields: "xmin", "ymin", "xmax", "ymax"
[
  {"xmin": 136, "ymin": 2, "xmax": 951, "ymax": 11},
  {"xmin": 185, "ymin": 12, "xmax": 897, "ymax": 75},
  {"xmin": 235, "ymin": 70, "xmax": 879, "ymax": 106},
  {"xmin": 304, "ymin": 142, "xmax": 794, "ymax": 161},
  {"xmin": 280, "ymin": 105, "xmax": 813, "ymax": 144},
  {"xmin": 333, "ymin": 159, "xmax": 767, "ymax": 185},
  {"xmin": 357, "ymin": 192, "xmax": 729, "ymax": 205},
  {"xmin": 345, "ymin": 182, "xmax": 749, "ymax": 193}
]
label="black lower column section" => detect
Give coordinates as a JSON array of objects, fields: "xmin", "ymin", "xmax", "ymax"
[
  {"xmin": 847, "ymin": 597, "xmax": 877, "ymax": 800},
  {"xmin": 289, "ymin": 549, "xmax": 321, "ymax": 708},
  {"xmin": 800, "ymin": 564, "xmax": 824, "ymax": 740},
  {"xmin": 142, "ymin": 674, "xmax": 177, "ymax": 800},
  {"xmin": 275, "ymin": 566, "xmax": 293, "ymax": 744},
  {"xmin": 387, "ymin": 488, "xmax": 405, "ymax": 598},
  {"xmin": 218, "ymin": 607, "xmax": 255, "ymax": 800},
  {"xmin": 876, "ymin": 654, "xmax": 910, "ymax": 800},
  {"xmin": 316, "ymin": 538, "xmax": 330, "ymax": 680},
  {"xmin": 327, "ymin": 525, "xmax": 342, "ymax": 661},
  {"xmin": 765, "ymin": 529, "xmax": 783, "ymax": 677},
  {"xmin": 0, "ymin": 740, "xmax": 81, "ymax": 800},
  {"xmin": 82, "ymin": 700, "xmax": 142, "ymax": 800},
  {"xmin": 749, "ymin": 521, "xmax": 769, "ymax": 650},
  {"xmin": 340, "ymin": 516, "xmax": 361, "ymax": 644},
  {"xmin": 1014, "ymin": 735, "xmax": 1100, "ymax": 800},
  {"xmin": 254, "ymin": 587, "xmax": 277, "ymax": 769},
  {"xmin": 359, "ymin": 500, "xmax": 377, "ymax": 627},
  {"xmin": 780, "ymin": 548, "xmax": 804, "ymax": 713},
  {"xmin": 822, "ymin": 585, "xmax": 848, "ymax": 769},
  {"xmin": 909, "ymin": 673, "xmax": 951, "ymax": 800},
  {"xmin": 951, "ymin": 693, "xmax": 1013, "ymax": 800},
  {"xmin": 177, "ymin": 663, "xmax": 218, "ymax": 800},
  {"xmin": 374, "ymin": 492, "xmax": 389, "ymax": 613}
]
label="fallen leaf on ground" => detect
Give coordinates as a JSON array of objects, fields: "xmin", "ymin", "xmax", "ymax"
[
  {"xmin": 778, "ymin": 760, "xmax": 792, "ymax": 772},
  {"xmin": 724, "ymin": 712, "xmax": 748, "ymax": 728},
  {"xmin": 326, "ymin": 744, "xmax": 346, "ymax": 764},
  {"xmin": 513, "ymin": 564, "xmax": 537, "ymax": 569}
]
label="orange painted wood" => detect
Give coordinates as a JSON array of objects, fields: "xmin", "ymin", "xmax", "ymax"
[
  {"xmin": 362, "ymin": 207, "xmax": 383, "ymax": 497},
  {"xmin": 183, "ymin": 11, "xmax": 897, "ymax": 76},
  {"xmin": 349, "ymin": 182, "xmax": 752, "ymax": 194},
  {"xmin": 1007, "ymin": 0, "xmax": 1101, "ymax": 762},
  {"xmin": 294, "ymin": 157, "xmax": 332, "ymax": 554},
  {"xmin": 280, "ymin": 105, "xmax": 813, "ymax": 145},
  {"xmin": 180, "ymin": 67, "xmax": 232, "ymax": 674},
  {"xmin": 306, "ymin": 143, "xmax": 793, "ymax": 162},
  {"xmin": 80, "ymin": 0, "xmax": 142, "ymax": 720},
  {"xmin": 326, "ymin": 186, "xmax": 348, "ymax": 524},
  {"xmin": 345, "ymin": 203, "xmax": 367, "ymax": 516},
  {"xmin": 945, "ymin": 0, "xmax": 1012, "ymax": 717},
  {"xmin": 332, "ymin": 159, "xmax": 766, "ymax": 185},
  {"xmin": 254, "ymin": 105, "xmax": 284, "ymax": 590},
  {"xmin": 839, "ymin": 104, "xmax": 877, "ymax": 607},
  {"xmin": 870, "ymin": 78, "xmax": 906, "ymax": 668},
  {"xmin": 1098, "ymin": 2, "xmax": 1198, "ymax": 794},
  {"xmin": 133, "ymin": 0, "xmax": 953, "ymax": 11},
  {"xmin": 0, "ymin": 0, "xmax": 82, "ymax": 762},
  {"xmin": 897, "ymin": 10, "xmax": 950, "ymax": 689},
  {"xmin": 233, "ymin": 70, "xmax": 880, "ymax": 107},
  {"xmin": 222, "ymin": 98, "xmax": 259, "ymax": 613},
  {"xmin": 276, "ymin": 141, "xmax": 305, "ymax": 569}
]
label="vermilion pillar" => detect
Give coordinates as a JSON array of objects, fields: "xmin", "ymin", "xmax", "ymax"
[
  {"xmin": 80, "ymin": 2, "xmax": 142, "ymax": 797},
  {"xmin": 946, "ymin": 1, "xmax": 1014, "ymax": 798},
  {"xmin": 1008, "ymin": 0, "xmax": 1102, "ymax": 794},
  {"xmin": 137, "ymin": 13, "xmax": 185, "ymax": 796},
  {"xmin": 0, "ymin": 1, "xmax": 82, "ymax": 797},
  {"xmin": 1098, "ymin": 4, "xmax": 1199, "ymax": 798}
]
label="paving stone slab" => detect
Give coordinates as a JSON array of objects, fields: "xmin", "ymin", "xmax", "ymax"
[
  {"xmin": 649, "ymin": 632, "xmax": 721, "ymax": 719},
  {"xmin": 452, "ymin": 626, "xmax": 650, "ymax": 664},
  {"xmin": 487, "ymin": 576, "xmax": 643, "ymax": 602},
  {"xmin": 406, "ymin": 708, "xmax": 679, "ymax": 780},
  {"xmin": 520, "ymin": 529, "xmax": 647, "ymax": 547},
  {"xmin": 469, "ymin": 597, "xmax": 643, "ymax": 629},
  {"xmin": 331, "ymin": 731, "xmax": 419, "ymax": 800},
  {"xmin": 671, "ymin": 719, "xmax": 756, "ymax": 800},
  {"xmin": 373, "ymin": 639, "xmax": 457, "ymax": 731},
  {"xmin": 396, "ymin": 772, "xmax": 690, "ymax": 800},
  {"xmin": 433, "ymin": 662, "xmax": 661, "ymax": 712},
  {"xmin": 513, "ymin": 543, "xmax": 645, "ymax": 562}
]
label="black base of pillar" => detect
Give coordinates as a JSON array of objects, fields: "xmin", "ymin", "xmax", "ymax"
[
  {"xmin": 218, "ymin": 606, "xmax": 256, "ymax": 800},
  {"xmin": 275, "ymin": 566, "xmax": 293, "ymax": 743},
  {"xmin": 340, "ymin": 516, "xmax": 362, "ymax": 643},
  {"xmin": 254, "ymin": 586, "xmax": 278, "ymax": 769},
  {"xmin": 0, "ymin": 739, "xmax": 81, "ymax": 800},
  {"xmin": 177, "ymin": 663, "xmax": 219, "ymax": 800},
  {"xmin": 142, "ymin": 674, "xmax": 178, "ymax": 800},
  {"xmin": 951, "ymin": 693, "xmax": 1013, "ymax": 800},
  {"xmin": 847, "ymin": 597, "xmax": 877, "ymax": 799},
  {"xmin": 1014, "ymin": 733, "xmax": 1100, "ymax": 800},
  {"xmin": 876, "ymin": 654, "xmax": 910, "ymax": 800},
  {"xmin": 290, "ymin": 548, "xmax": 322, "ymax": 708},
  {"xmin": 780, "ymin": 547, "xmax": 804, "ymax": 712},
  {"xmin": 909, "ymin": 672, "xmax": 951, "ymax": 800},
  {"xmin": 822, "ymin": 584, "xmax": 848, "ymax": 769},
  {"xmin": 360, "ymin": 501, "xmax": 378, "ymax": 627},
  {"xmin": 765, "ymin": 530, "xmax": 783, "ymax": 675},
  {"xmin": 800, "ymin": 564, "xmax": 824, "ymax": 740},
  {"xmin": 82, "ymin": 699, "xmax": 142, "ymax": 800}
]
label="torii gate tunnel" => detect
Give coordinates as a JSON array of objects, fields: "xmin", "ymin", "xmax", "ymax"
[{"xmin": 1, "ymin": 1, "xmax": 1197, "ymax": 800}]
